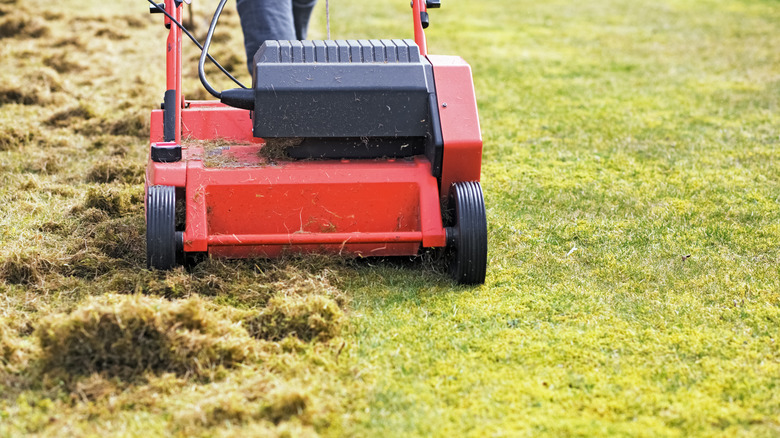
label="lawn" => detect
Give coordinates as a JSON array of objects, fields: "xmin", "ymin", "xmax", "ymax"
[{"xmin": 0, "ymin": 0, "xmax": 778, "ymax": 436}]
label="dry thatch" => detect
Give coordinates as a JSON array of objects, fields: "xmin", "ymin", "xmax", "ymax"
[
  {"xmin": 0, "ymin": 251, "xmax": 53, "ymax": 285},
  {"xmin": 45, "ymin": 102, "xmax": 95, "ymax": 128},
  {"xmin": 81, "ymin": 186, "xmax": 140, "ymax": 217},
  {"xmin": 0, "ymin": 15, "xmax": 49, "ymax": 39},
  {"xmin": 86, "ymin": 159, "xmax": 145, "ymax": 184},
  {"xmin": 1, "ymin": 323, "xmax": 26, "ymax": 372},
  {"xmin": 35, "ymin": 294, "xmax": 257, "ymax": 380},
  {"xmin": 264, "ymin": 385, "xmax": 310, "ymax": 424},
  {"xmin": 245, "ymin": 294, "xmax": 344, "ymax": 342}
]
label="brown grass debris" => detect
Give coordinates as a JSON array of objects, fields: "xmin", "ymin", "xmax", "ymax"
[
  {"xmin": 0, "ymin": 88, "xmax": 41, "ymax": 106},
  {"xmin": 82, "ymin": 186, "xmax": 139, "ymax": 217},
  {"xmin": 21, "ymin": 153, "xmax": 60, "ymax": 175},
  {"xmin": 0, "ymin": 251, "xmax": 53, "ymax": 285},
  {"xmin": 121, "ymin": 14, "xmax": 149, "ymax": 29},
  {"xmin": 1, "ymin": 323, "xmax": 27, "ymax": 373},
  {"xmin": 0, "ymin": 69, "xmax": 64, "ymax": 107},
  {"xmin": 75, "ymin": 112, "xmax": 148, "ymax": 138},
  {"xmin": 0, "ymin": 127, "xmax": 38, "ymax": 151},
  {"xmin": 45, "ymin": 102, "xmax": 95, "ymax": 128},
  {"xmin": 89, "ymin": 216, "xmax": 145, "ymax": 263},
  {"xmin": 0, "ymin": 15, "xmax": 48, "ymax": 38},
  {"xmin": 51, "ymin": 35, "xmax": 86, "ymax": 49},
  {"xmin": 35, "ymin": 294, "xmax": 257, "ymax": 380},
  {"xmin": 62, "ymin": 250, "xmax": 119, "ymax": 279},
  {"xmin": 70, "ymin": 373, "xmax": 120, "ymax": 402},
  {"xmin": 105, "ymin": 112, "xmax": 148, "ymax": 137},
  {"xmin": 43, "ymin": 53, "xmax": 86, "ymax": 74},
  {"xmin": 86, "ymin": 160, "xmax": 144, "ymax": 184},
  {"xmin": 88, "ymin": 134, "xmax": 137, "ymax": 156},
  {"xmin": 41, "ymin": 10, "xmax": 63, "ymax": 20},
  {"xmin": 94, "ymin": 27, "xmax": 129, "ymax": 40},
  {"xmin": 264, "ymin": 385, "xmax": 310, "ymax": 424},
  {"xmin": 245, "ymin": 294, "xmax": 344, "ymax": 343}
]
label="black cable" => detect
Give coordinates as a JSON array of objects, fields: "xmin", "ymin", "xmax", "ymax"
[
  {"xmin": 147, "ymin": 0, "xmax": 247, "ymax": 89},
  {"xmin": 198, "ymin": 0, "xmax": 230, "ymax": 99}
]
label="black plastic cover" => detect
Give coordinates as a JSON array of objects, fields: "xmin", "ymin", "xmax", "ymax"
[
  {"xmin": 285, "ymin": 137, "xmax": 425, "ymax": 159},
  {"xmin": 252, "ymin": 39, "xmax": 435, "ymax": 138}
]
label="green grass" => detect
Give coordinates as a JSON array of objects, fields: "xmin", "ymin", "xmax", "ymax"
[
  {"xmin": 332, "ymin": 0, "xmax": 780, "ymax": 436},
  {"xmin": 0, "ymin": 0, "xmax": 779, "ymax": 436}
]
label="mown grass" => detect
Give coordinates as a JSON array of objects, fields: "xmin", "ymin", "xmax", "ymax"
[
  {"xmin": 0, "ymin": 0, "xmax": 778, "ymax": 436},
  {"xmin": 329, "ymin": 0, "xmax": 780, "ymax": 436}
]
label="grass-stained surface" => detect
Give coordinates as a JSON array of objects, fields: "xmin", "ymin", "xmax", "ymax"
[{"xmin": 0, "ymin": 0, "xmax": 778, "ymax": 436}]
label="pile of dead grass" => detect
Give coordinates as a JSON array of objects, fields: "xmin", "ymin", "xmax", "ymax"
[
  {"xmin": 241, "ymin": 262, "xmax": 348, "ymax": 342},
  {"xmin": 0, "ymin": 68, "xmax": 65, "ymax": 107},
  {"xmin": 0, "ymin": 322, "xmax": 31, "ymax": 374},
  {"xmin": 44, "ymin": 102, "xmax": 95, "ymax": 128},
  {"xmin": 0, "ymin": 217, "xmax": 145, "ymax": 284},
  {"xmin": 0, "ymin": 127, "xmax": 39, "ymax": 151},
  {"xmin": 0, "ymin": 313, "xmax": 37, "ymax": 394},
  {"xmin": 0, "ymin": 251, "xmax": 54, "ymax": 286},
  {"xmin": 35, "ymin": 294, "xmax": 256, "ymax": 380},
  {"xmin": 80, "ymin": 185, "xmax": 141, "ymax": 217},
  {"xmin": 59, "ymin": 214, "xmax": 146, "ymax": 277},
  {"xmin": 86, "ymin": 159, "xmax": 144, "ymax": 184},
  {"xmin": 88, "ymin": 134, "xmax": 138, "ymax": 157},
  {"xmin": 42, "ymin": 52, "xmax": 86, "ymax": 74},
  {"xmin": 0, "ymin": 14, "xmax": 48, "ymax": 39},
  {"xmin": 172, "ymin": 382, "xmax": 313, "ymax": 431},
  {"xmin": 246, "ymin": 294, "xmax": 344, "ymax": 342},
  {"xmin": 42, "ymin": 103, "xmax": 146, "ymax": 139},
  {"xmin": 76, "ymin": 111, "xmax": 148, "ymax": 138}
]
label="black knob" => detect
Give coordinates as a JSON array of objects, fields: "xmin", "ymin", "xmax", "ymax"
[{"xmin": 420, "ymin": 11, "xmax": 430, "ymax": 29}]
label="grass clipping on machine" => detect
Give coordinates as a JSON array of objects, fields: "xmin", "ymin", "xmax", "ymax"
[{"xmin": 35, "ymin": 294, "xmax": 256, "ymax": 380}]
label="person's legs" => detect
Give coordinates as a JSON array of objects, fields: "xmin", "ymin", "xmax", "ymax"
[
  {"xmin": 292, "ymin": 0, "xmax": 317, "ymax": 40},
  {"xmin": 236, "ymin": 0, "xmax": 295, "ymax": 74}
]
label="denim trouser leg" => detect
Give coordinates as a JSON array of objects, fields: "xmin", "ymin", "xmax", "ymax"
[
  {"xmin": 293, "ymin": 0, "xmax": 317, "ymax": 40},
  {"xmin": 236, "ymin": 0, "xmax": 317, "ymax": 74}
]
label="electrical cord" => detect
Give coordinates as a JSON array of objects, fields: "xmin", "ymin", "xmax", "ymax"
[
  {"xmin": 147, "ymin": 0, "xmax": 247, "ymax": 90},
  {"xmin": 198, "ymin": 0, "xmax": 230, "ymax": 99}
]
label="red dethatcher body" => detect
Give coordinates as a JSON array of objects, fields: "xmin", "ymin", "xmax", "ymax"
[{"xmin": 146, "ymin": 0, "xmax": 486, "ymax": 282}]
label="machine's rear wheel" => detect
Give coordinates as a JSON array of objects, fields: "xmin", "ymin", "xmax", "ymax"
[
  {"xmin": 445, "ymin": 181, "xmax": 487, "ymax": 285},
  {"xmin": 146, "ymin": 185, "xmax": 180, "ymax": 270}
]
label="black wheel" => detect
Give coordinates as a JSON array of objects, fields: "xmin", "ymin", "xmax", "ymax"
[
  {"xmin": 445, "ymin": 181, "xmax": 487, "ymax": 285},
  {"xmin": 146, "ymin": 185, "xmax": 180, "ymax": 270}
]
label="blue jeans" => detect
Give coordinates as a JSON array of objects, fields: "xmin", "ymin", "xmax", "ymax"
[{"xmin": 236, "ymin": 0, "xmax": 317, "ymax": 74}]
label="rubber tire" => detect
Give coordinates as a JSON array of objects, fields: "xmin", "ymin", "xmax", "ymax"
[
  {"xmin": 146, "ymin": 185, "xmax": 178, "ymax": 270},
  {"xmin": 446, "ymin": 181, "xmax": 488, "ymax": 285}
]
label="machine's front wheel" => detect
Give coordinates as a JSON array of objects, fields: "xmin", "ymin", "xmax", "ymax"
[
  {"xmin": 445, "ymin": 181, "xmax": 488, "ymax": 285},
  {"xmin": 146, "ymin": 185, "xmax": 180, "ymax": 270}
]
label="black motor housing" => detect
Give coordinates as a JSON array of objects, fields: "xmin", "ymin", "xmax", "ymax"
[{"xmin": 252, "ymin": 39, "xmax": 436, "ymax": 139}]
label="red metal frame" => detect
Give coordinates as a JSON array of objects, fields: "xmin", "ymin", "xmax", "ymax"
[
  {"xmin": 412, "ymin": 0, "xmax": 429, "ymax": 56},
  {"xmin": 147, "ymin": 1, "xmax": 481, "ymax": 258},
  {"xmin": 427, "ymin": 55, "xmax": 483, "ymax": 194}
]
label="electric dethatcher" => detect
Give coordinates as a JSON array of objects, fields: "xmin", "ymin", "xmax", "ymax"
[{"xmin": 145, "ymin": 0, "xmax": 487, "ymax": 284}]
